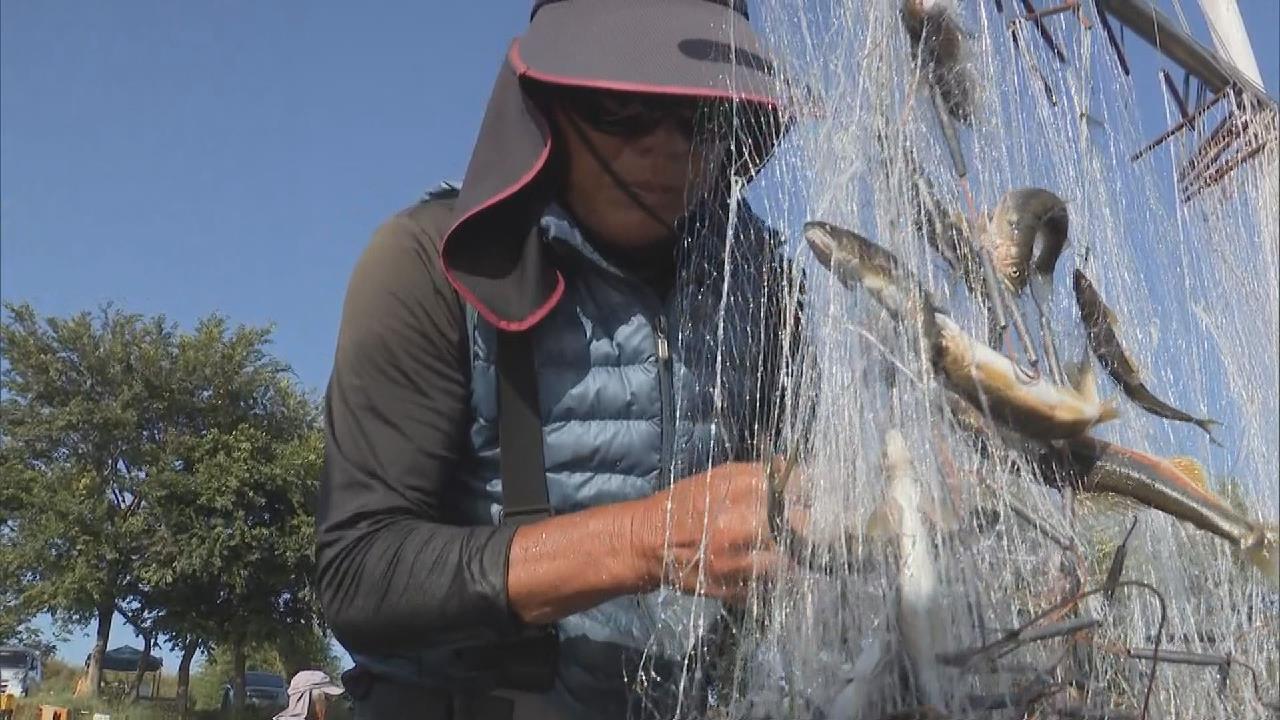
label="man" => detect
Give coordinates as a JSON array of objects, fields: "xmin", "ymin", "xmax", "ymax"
[{"xmin": 316, "ymin": 1, "xmax": 808, "ymax": 717}]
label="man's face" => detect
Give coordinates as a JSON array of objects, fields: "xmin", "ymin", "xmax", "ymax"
[{"xmin": 551, "ymin": 89, "xmax": 727, "ymax": 252}]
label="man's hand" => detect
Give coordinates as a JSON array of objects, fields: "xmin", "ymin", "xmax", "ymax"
[
  {"xmin": 632, "ymin": 462, "xmax": 782, "ymax": 603},
  {"xmin": 507, "ymin": 460, "xmax": 801, "ymax": 624}
]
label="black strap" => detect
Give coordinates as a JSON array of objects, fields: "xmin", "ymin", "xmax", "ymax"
[{"xmin": 496, "ymin": 329, "xmax": 552, "ymax": 525}]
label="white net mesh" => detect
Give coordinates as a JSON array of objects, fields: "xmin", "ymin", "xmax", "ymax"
[{"xmin": 635, "ymin": 1, "xmax": 1279, "ymax": 718}]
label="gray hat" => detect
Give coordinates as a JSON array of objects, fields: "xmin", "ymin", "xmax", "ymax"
[
  {"xmin": 440, "ymin": 0, "xmax": 800, "ymax": 332},
  {"xmin": 519, "ymin": 0, "xmax": 786, "ymax": 104}
]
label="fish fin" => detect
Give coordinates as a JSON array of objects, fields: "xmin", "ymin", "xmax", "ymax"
[
  {"xmin": 1068, "ymin": 350, "xmax": 1100, "ymax": 404},
  {"xmin": 1118, "ymin": 346, "xmax": 1145, "ymax": 377},
  {"xmin": 921, "ymin": 479, "xmax": 962, "ymax": 530},
  {"xmin": 868, "ymin": 500, "xmax": 902, "ymax": 539},
  {"xmin": 1074, "ymin": 346, "xmax": 1123, "ymax": 427},
  {"xmin": 1097, "ymin": 399, "xmax": 1122, "ymax": 425},
  {"xmin": 1168, "ymin": 456, "xmax": 1210, "ymax": 492},
  {"xmin": 921, "ymin": 493, "xmax": 960, "ymax": 531},
  {"xmin": 884, "ymin": 429, "xmax": 911, "ymax": 470},
  {"xmin": 1063, "ymin": 335, "xmax": 1092, "ymax": 392},
  {"xmin": 1106, "ymin": 306, "xmax": 1121, "ymax": 328},
  {"xmin": 1065, "ymin": 358, "xmax": 1088, "ymax": 395},
  {"xmin": 1076, "ymin": 492, "xmax": 1142, "ymax": 515}
]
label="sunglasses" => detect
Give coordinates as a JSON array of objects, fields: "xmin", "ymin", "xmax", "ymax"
[{"xmin": 560, "ymin": 88, "xmax": 736, "ymax": 144}]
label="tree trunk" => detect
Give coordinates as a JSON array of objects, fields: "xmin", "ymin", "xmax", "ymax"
[
  {"xmin": 176, "ymin": 640, "xmax": 198, "ymax": 720},
  {"xmin": 232, "ymin": 634, "xmax": 247, "ymax": 718},
  {"xmin": 79, "ymin": 595, "xmax": 114, "ymax": 698},
  {"xmin": 129, "ymin": 632, "xmax": 153, "ymax": 701}
]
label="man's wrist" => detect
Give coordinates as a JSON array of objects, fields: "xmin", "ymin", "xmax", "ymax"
[{"xmin": 619, "ymin": 496, "xmax": 662, "ymax": 594}]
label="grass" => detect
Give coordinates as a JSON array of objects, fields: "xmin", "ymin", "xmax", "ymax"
[
  {"xmin": 9, "ymin": 659, "xmax": 275, "ymax": 720},
  {"xmin": 10, "ymin": 692, "xmax": 203, "ymax": 720},
  {"xmin": 10, "ymin": 691, "xmax": 272, "ymax": 720}
]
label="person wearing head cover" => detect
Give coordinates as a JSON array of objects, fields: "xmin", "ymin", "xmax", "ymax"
[
  {"xmin": 274, "ymin": 671, "xmax": 346, "ymax": 720},
  {"xmin": 316, "ymin": 1, "xmax": 810, "ymax": 718}
]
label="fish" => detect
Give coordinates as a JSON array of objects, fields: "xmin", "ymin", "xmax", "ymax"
[
  {"xmin": 869, "ymin": 429, "xmax": 948, "ymax": 709},
  {"xmin": 934, "ymin": 313, "xmax": 1121, "ymax": 439},
  {"xmin": 1071, "ymin": 269, "xmax": 1222, "ymax": 441},
  {"xmin": 875, "ymin": 132, "xmax": 984, "ymax": 291},
  {"xmin": 901, "ymin": 0, "xmax": 975, "ymax": 124},
  {"xmin": 803, "ymin": 220, "xmax": 940, "ymax": 329},
  {"xmin": 899, "ymin": 157, "xmax": 983, "ymax": 287},
  {"xmin": 973, "ymin": 188, "xmax": 1070, "ymax": 294},
  {"xmin": 1060, "ymin": 437, "xmax": 1278, "ymax": 582},
  {"xmin": 806, "ymin": 219, "xmax": 1118, "ymax": 440}
]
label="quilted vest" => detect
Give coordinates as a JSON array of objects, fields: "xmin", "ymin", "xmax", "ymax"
[{"xmin": 360, "ymin": 188, "xmax": 793, "ymax": 718}]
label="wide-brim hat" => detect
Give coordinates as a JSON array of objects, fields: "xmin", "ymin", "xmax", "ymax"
[
  {"xmin": 440, "ymin": 0, "xmax": 802, "ymax": 331},
  {"xmin": 521, "ymin": 0, "xmax": 786, "ymax": 103},
  {"xmin": 272, "ymin": 670, "xmax": 344, "ymax": 720}
]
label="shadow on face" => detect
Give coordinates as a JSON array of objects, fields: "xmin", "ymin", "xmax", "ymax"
[{"xmin": 548, "ymin": 89, "xmax": 727, "ymax": 254}]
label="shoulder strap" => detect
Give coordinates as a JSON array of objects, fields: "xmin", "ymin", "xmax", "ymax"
[
  {"xmin": 495, "ymin": 329, "xmax": 553, "ymax": 525},
  {"xmin": 429, "ymin": 177, "xmax": 552, "ymax": 527}
]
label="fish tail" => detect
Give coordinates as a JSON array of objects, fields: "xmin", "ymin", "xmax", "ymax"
[{"xmin": 1195, "ymin": 418, "xmax": 1224, "ymax": 446}]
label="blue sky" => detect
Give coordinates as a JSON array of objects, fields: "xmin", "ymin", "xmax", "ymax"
[{"xmin": 3, "ymin": 1, "xmax": 1277, "ymax": 676}]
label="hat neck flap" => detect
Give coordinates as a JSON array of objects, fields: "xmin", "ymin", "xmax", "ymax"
[
  {"xmin": 440, "ymin": 43, "xmax": 564, "ymax": 332},
  {"xmin": 441, "ymin": 35, "xmax": 793, "ymax": 331}
]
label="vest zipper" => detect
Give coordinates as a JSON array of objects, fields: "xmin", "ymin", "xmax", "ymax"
[{"xmin": 654, "ymin": 313, "xmax": 675, "ymax": 486}]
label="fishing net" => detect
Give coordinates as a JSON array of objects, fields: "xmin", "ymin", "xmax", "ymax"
[{"xmin": 634, "ymin": 1, "xmax": 1279, "ymax": 718}]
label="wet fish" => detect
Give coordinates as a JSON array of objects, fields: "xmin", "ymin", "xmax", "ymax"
[
  {"xmin": 900, "ymin": 159, "xmax": 983, "ymax": 287},
  {"xmin": 804, "ymin": 220, "xmax": 940, "ymax": 328},
  {"xmin": 1060, "ymin": 437, "xmax": 1278, "ymax": 582},
  {"xmin": 934, "ymin": 313, "xmax": 1120, "ymax": 439},
  {"xmin": 973, "ymin": 188, "xmax": 1070, "ymax": 294},
  {"xmin": 805, "ymin": 219, "xmax": 1118, "ymax": 440},
  {"xmin": 870, "ymin": 429, "xmax": 947, "ymax": 709},
  {"xmin": 901, "ymin": 0, "xmax": 975, "ymax": 124},
  {"xmin": 1072, "ymin": 269, "xmax": 1222, "ymax": 441}
]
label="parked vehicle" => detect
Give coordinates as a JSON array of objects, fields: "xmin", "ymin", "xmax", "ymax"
[
  {"xmin": 219, "ymin": 671, "xmax": 288, "ymax": 714},
  {"xmin": 0, "ymin": 646, "xmax": 42, "ymax": 699}
]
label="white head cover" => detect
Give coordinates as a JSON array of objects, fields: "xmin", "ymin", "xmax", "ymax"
[{"xmin": 273, "ymin": 670, "xmax": 344, "ymax": 720}]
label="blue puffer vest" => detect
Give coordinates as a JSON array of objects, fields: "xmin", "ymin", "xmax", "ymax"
[{"xmin": 362, "ymin": 186, "xmax": 794, "ymax": 718}]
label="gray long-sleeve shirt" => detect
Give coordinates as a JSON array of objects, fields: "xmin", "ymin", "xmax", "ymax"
[
  {"xmin": 316, "ymin": 195, "xmax": 809, "ymax": 659},
  {"xmin": 316, "ymin": 197, "xmax": 522, "ymax": 655}
]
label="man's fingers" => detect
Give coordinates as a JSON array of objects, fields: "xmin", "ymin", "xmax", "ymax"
[
  {"xmin": 666, "ymin": 546, "xmax": 782, "ymax": 599},
  {"xmin": 705, "ymin": 549, "xmax": 783, "ymax": 595},
  {"xmin": 708, "ymin": 551, "xmax": 783, "ymax": 604},
  {"xmin": 747, "ymin": 548, "xmax": 782, "ymax": 580}
]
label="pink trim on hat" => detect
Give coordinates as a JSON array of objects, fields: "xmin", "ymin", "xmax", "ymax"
[
  {"xmin": 509, "ymin": 40, "xmax": 783, "ymax": 108},
  {"xmin": 439, "ymin": 44, "xmax": 565, "ymax": 332},
  {"xmin": 442, "ymin": 36, "xmax": 788, "ymax": 331}
]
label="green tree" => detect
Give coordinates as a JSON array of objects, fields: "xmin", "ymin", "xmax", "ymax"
[
  {"xmin": 188, "ymin": 628, "xmax": 339, "ymax": 712},
  {"xmin": 3, "ymin": 304, "xmax": 328, "ymax": 714},
  {"xmin": 154, "ymin": 426, "xmax": 324, "ymax": 717},
  {"xmin": 189, "ymin": 640, "xmax": 287, "ymax": 712},
  {"xmin": 0, "ymin": 612, "xmax": 57, "ymax": 660},
  {"xmin": 135, "ymin": 315, "xmax": 326, "ymax": 718},
  {"xmin": 1, "ymin": 302, "xmax": 175, "ymax": 697}
]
